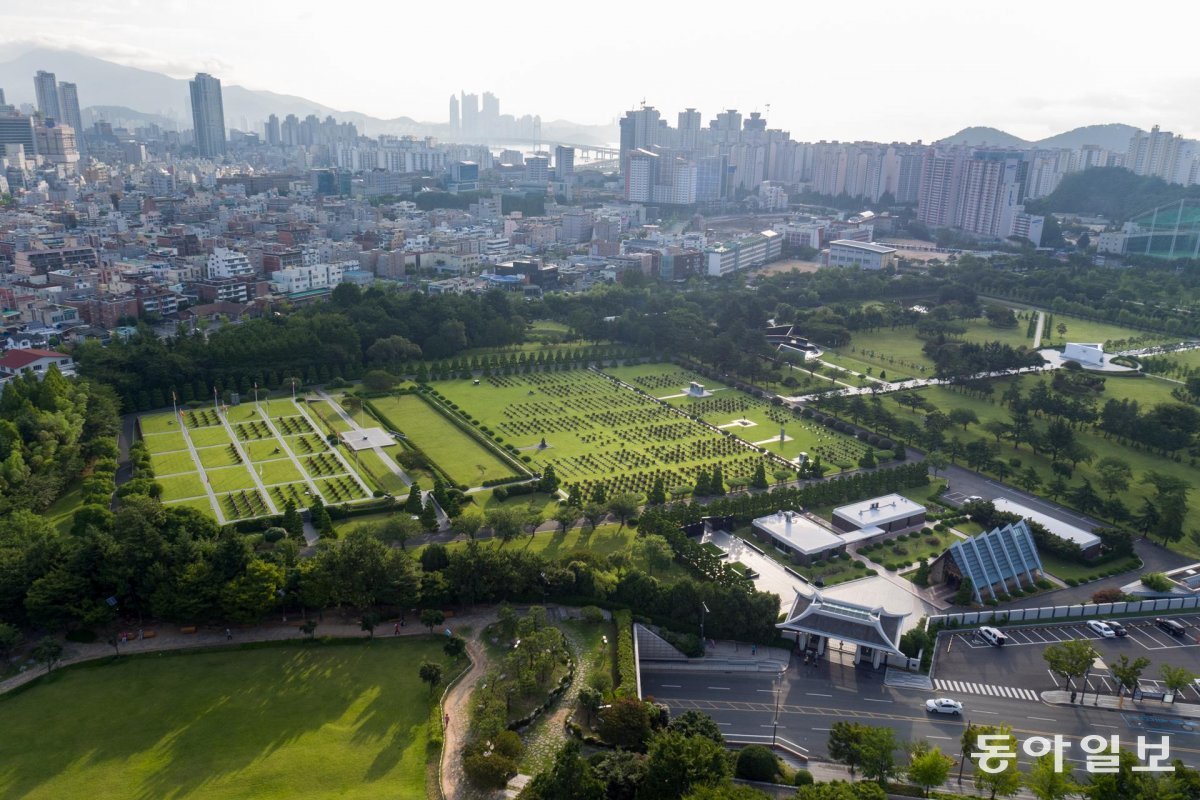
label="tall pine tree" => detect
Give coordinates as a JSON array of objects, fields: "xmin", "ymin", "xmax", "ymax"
[
  {"xmin": 710, "ymin": 464, "xmax": 726, "ymax": 496},
  {"xmin": 647, "ymin": 476, "xmax": 666, "ymax": 505}
]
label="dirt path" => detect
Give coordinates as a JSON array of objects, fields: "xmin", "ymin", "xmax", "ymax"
[{"xmin": 440, "ymin": 614, "xmax": 497, "ymax": 800}]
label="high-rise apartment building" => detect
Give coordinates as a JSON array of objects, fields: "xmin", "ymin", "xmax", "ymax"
[
  {"xmin": 33, "ymin": 71, "xmax": 60, "ymax": 121},
  {"xmin": 449, "ymin": 95, "xmax": 460, "ymax": 136},
  {"xmin": 56, "ymin": 81, "xmax": 84, "ymax": 154},
  {"xmin": 1126, "ymin": 126, "xmax": 1198, "ymax": 187},
  {"xmin": 0, "ymin": 109, "xmax": 35, "ymax": 153},
  {"xmin": 525, "ymin": 154, "xmax": 550, "ymax": 183},
  {"xmin": 554, "ymin": 145, "xmax": 574, "ymax": 180},
  {"xmin": 460, "ymin": 92, "xmax": 479, "ymax": 137},
  {"xmin": 189, "ymin": 73, "xmax": 227, "ymax": 158},
  {"xmin": 265, "ymin": 114, "xmax": 281, "ymax": 146}
]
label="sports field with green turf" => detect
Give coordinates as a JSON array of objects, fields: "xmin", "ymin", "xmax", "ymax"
[
  {"xmin": 137, "ymin": 400, "xmax": 377, "ymax": 522},
  {"xmin": 0, "ymin": 638, "xmax": 458, "ymax": 800}
]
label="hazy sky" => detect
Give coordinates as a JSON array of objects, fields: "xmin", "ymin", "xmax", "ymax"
[{"xmin": 3, "ymin": 0, "xmax": 1199, "ymax": 142}]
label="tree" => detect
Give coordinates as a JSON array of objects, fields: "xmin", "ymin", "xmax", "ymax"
[
  {"xmin": 668, "ymin": 710, "xmax": 725, "ymax": 744},
  {"xmin": 949, "ymin": 408, "xmax": 979, "ymax": 430},
  {"xmin": 857, "ymin": 726, "xmax": 898, "ymax": 784},
  {"xmin": 1025, "ymin": 753, "xmax": 1077, "ymax": 800},
  {"xmin": 735, "ymin": 744, "xmax": 780, "ymax": 782},
  {"xmin": 648, "ymin": 477, "xmax": 667, "ymax": 505},
  {"xmin": 591, "ymin": 483, "xmax": 608, "ymax": 505},
  {"xmin": 1015, "ymin": 466, "xmax": 1041, "ymax": 493},
  {"xmin": 579, "ymin": 685, "xmax": 604, "ymax": 725},
  {"xmin": 608, "ymin": 492, "xmax": 641, "ymax": 529},
  {"xmin": 908, "ymin": 746, "xmax": 954, "ymax": 797},
  {"xmin": 526, "ymin": 740, "xmax": 605, "ymax": 800},
  {"xmin": 362, "ymin": 370, "xmax": 397, "ymax": 393},
  {"xmin": 31, "ymin": 637, "xmax": 63, "ymax": 674},
  {"xmin": 1065, "ymin": 480, "xmax": 1102, "ymax": 514},
  {"xmin": 982, "ymin": 420, "xmax": 1011, "ymax": 443},
  {"xmin": 0, "ymin": 622, "xmax": 23, "ymax": 659},
  {"xmin": 972, "ymin": 724, "xmax": 1021, "ymax": 800},
  {"xmin": 309, "ymin": 496, "xmax": 333, "ymax": 534},
  {"xmin": 750, "ymin": 461, "xmax": 769, "ymax": 490},
  {"xmin": 953, "ymin": 576, "xmax": 976, "ymax": 606},
  {"xmin": 1043, "ymin": 639, "xmax": 1097, "ymax": 695},
  {"xmin": 419, "ymin": 495, "xmax": 439, "ymax": 531},
  {"xmin": 709, "ymin": 464, "xmax": 726, "ymax": 496},
  {"xmin": 1095, "ymin": 457, "xmax": 1132, "ymax": 498},
  {"xmin": 451, "ymin": 507, "xmax": 484, "ymax": 541},
  {"xmin": 582, "ymin": 502, "xmax": 607, "ymax": 531},
  {"xmin": 421, "ymin": 608, "xmax": 445, "ymax": 633},
  {"xmin": 634, "ymin": 534, "xmax": 674, "ymax": 577},
  {"xmin": 361, "ymin": 610, "xmax": 380, "ymax": 639},
  {"xmin": 1110, "ymin": 654, "xmax": 1150, "ymax": 702},
  {"xmin": 301, "ymin": 619, "xmax": 318, "ymax": 639},
  {"xmin": 598, "ymin": 697, "xmax": 653, "ymax": 750},
  {"xmin": 419, "ymin": 660, "xmax": 443, "ymax": 695},
  {"xmin": 486, "ymin": 506, "xmax": 524, "ymax": 544},
  {"xmin": 280, "ymin": 499, "xmax": 303, "ymax": 539},
  {"xmin": 639, "ymin": 730, "xmax": 730, "ymax": 800},
  {"xmin": 538, "ymin": 464, "xmax": 560, "ymax": 495},
  {"xmin": 444, "ymin": 635, "xmax": 466, "ymax": 658},
  {"xmin": 926, "ymin": 451, "xmax": 949, "ymax": 477},
  {"xmin": 404, "ymin": 482, "xmax": 423, "ymax": 514},
  {"xmin": 1161, "ymin": 663, "xmax": 1198, "ymax": 699},
  {"xmin": 828, "ymin": 722, "xmax": 873, "ymax": 779}
]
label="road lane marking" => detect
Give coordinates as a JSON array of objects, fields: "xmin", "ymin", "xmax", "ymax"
[
  {"xmin": 806, "ymin": 692, "xmax": 833, "ymax": 697},
  {"xmin": 1095, "ymin": 724, "xmax": 1119, "ymax": 729},
  {"xmin": 708, "ymin": 686, "xmax": 730, "ymax": 690},
  {"xmin": 929, "ymin": 736, "xmax": 952, "ymax": 740},
  {"xmin": 813, "ymin": 727, "xmax": 831, "ymax": 731},
  {"xmin": 661, "ymin": 684, "xmax": 681, "ymax": 688},
  {"xmin": 976, "ymin": 710, "xmax": 999, "ymax": 714},
  {"xmin": 863, "ymin": 698, "xmax": 893, "ymax": 703},
  {"xmin": 1029, "ymin": 716, "xmax": 1056, "ymax": 722}
]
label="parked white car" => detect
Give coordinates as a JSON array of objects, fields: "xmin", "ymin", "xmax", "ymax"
[
  {"xmin": 1087, "ymin": 620, "xmax": 1116, "ymax": 638},
  {"xmin": 926, "ymin": 698, "xmax": 964, "ymax": 715}
]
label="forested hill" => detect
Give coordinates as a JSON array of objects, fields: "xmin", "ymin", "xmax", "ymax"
[{"xmin": 1026, "ymin": 167, "xmax": 1200, "ymax": 222}]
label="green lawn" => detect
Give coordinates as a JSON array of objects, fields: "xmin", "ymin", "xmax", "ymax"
[
  {"xmin": 196, "ymin": 445, "xmax": 241, "ymax": 469},
  {"xmin": 430, "ymin": 366, "xmax": 784, "ymax": 501},
  {"xmin": 859, "ymin": 529, "xmax": 960, "ymax": 571},
  {"xmin": 206, "ymin": 464, "xmax": 258, "ymax": 493},
  {"xmin": 149, "ymin": 449, "xmax": 196, "ymax": 476},
  {"xmin": 1039, "ymin": 312, "xmax": 1174, "ymax": 350},
  {"xmin": 258, "ymin": 459, "xmax": 305, "ymax": 486},
  {"xmin": 43, "ymin": 481, "xmax": 84, "ymax": 535},
  {"xmin": 141, "ymin": 430, "xmax": 187, "ymax": 453},
  {"xmin": 353, "ymin": 448, "xmax": 411, "ymax": 495},
  {"xmin": 189, "ymin": 426, "xmax": 234, "ymax": 447},
  {"xmin": 368, "ymin": 393, "xmax": 516, "ymax": 487},
  {"xmin": 156, "ymin": 472, "xmax": 207, "ymax": 500},
  {"xmin": 1039, "ymin": 552, "xmax": 1141, "ymax": 583},
  {"xmin": 0, "ymin": 639, "xmax": 459, "ymax": 800},
  {"xmin": 163, "ymin": 496, "xmax": 216, "ymax": 515}
]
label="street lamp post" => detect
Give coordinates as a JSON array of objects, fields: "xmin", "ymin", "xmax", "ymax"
[
  {"xmin": 771, "ymin": 672, "xmax": 782, "ymax": 746},
  {"xmin": 700, "ymin": 601, "xmax": 709, "ymax": 649}
]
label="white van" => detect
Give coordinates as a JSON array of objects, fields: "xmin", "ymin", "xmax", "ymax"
[{"xmin": 977, "ymin": 626, "xmax": 1007, "ymax": 646}]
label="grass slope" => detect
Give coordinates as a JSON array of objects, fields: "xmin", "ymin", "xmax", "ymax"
[{"xmin": 0, "ymin": 639, "xmax": 457, "ymax": 800}]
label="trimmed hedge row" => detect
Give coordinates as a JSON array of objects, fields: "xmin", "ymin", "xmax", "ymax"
[{"xmin": 614, "ymin": 609, "xmax": 636, "ymax": 698}]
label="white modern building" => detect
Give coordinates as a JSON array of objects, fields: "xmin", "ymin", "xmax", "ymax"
[
  {"xmin": 206, "ymin": 247, "xmax": 255, "ymax": 279},
  {"xmin": 825, "ymin": 240, "xmax": 897, "ymax": 270},
  {"xmin": 1062, "ymin": 342, "xmax": 1104, "ymax": 366},
  {"xmin": 753, "ymin": 510, "xmax": 847, "ymax": 565},
  {"xmin": 991, "ymin": 497, "xmax": 1102, "ymax": 558},
  {"xmin": 269, "ymin": 262, "xmax": 347, "ymax": 294},
  {"xmin": 832, "ymin": 493, "xmax": 927, "ymax": 534}
]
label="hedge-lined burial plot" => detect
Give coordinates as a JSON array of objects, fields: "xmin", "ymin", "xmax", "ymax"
[
  {"xmin": 432, "ymin": 367, "xmax": 778, "ymax": 499},
  {"xmin": 368, "ymin": 393, "xmax": 515, "ymax": 486},
  {"xmin": 607, "ymin": 363, "xmax": 871, "ymax": 473},
  {"xmin": 137, "ymin": 401, "xmax": 375, "ymax": 520}
]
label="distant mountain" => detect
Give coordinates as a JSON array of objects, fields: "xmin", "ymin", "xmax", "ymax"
[
  {"xmin": 934, "ymin": 126, "xmax": 1031, "ymax": 148},
  {"xmin": 0, "ymin": 47, "xmax": 617, "ymax": 144},
  {"xmin": 82, "ymin": 105, "xmax": 177, "ymax": 131},
  {"xmin": 936, "ymin": 123, "xmax": 1145, "ymax": 152}
]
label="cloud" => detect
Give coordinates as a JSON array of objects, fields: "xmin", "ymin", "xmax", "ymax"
[{"xmin": 0, "ymin": 33, "xmax": 232, "ymax": 78}]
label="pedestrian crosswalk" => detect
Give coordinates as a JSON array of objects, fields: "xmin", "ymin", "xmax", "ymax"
[{"xmin": 934, "ymin": 679, "xmax": 1039, "ymax": 702}]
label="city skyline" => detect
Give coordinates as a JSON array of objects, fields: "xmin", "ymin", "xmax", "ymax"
[{"xmin": 1, "ymin": 0, "xmax": 1199, "ymax": 143}]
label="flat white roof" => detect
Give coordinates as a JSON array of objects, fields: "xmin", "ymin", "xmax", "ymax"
[
  {"xmin": 753, "ymin": 511, "xmax": 843, "ymax": 555},
  {"xmin": 992, "ymin": 498, "xmax": 1102, "ymax": 550},
  {"xmin": 833, "ymin": 493, "xmax": 926, "ymax": 527},
  {"xmin": 829, "ymin": 240, "xmax": 897, "ymax": 255}
]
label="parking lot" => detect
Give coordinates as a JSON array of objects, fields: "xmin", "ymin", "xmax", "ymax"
[{"xmin": 935, "ymin": 616, "xmax": 1200, "ymax": 703}]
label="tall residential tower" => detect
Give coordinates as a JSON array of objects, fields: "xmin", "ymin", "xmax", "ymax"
[{"xmin": 189, "ymin": 72, "xmax": 227, "ymax": 158}]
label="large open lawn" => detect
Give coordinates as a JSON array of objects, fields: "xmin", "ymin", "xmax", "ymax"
[
  {"xmin": 0, "ymin": 638, "xmax": 459, "ymax": 800},
  {"xmin": 367, "ymin": 394, "xmax": 516, "ymax": 487},
  {"xmin": 1038, "ymin": 312, "xmax": 1175, "ymax": 350},
  {"xmin": 432, "ymin": 366, "xmax": 782, "ymax": 501}
]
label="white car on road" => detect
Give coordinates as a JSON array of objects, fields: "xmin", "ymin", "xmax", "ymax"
[
  {"xmin": 1087, "ymin": 620, "xmax": 1116, "ymax": 638},
  {"xmin": 926, "ymin": 698, "xmax": 964, "ymax": 715}
]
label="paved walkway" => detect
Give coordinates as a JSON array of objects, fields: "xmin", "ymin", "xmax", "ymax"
[
  {"xmin": 1033, "ymin": 309, "xmax": 1046, "ymax": 347},
  {"xmin": 1042, "ymin": 689, "xmax": 1200, "ymax": 718},
  {"xmin": 441, "ymin": 613, "xmax": 498, "ymax": 800},
  {"xmin": 314, "ymin": 389, "xmax": 412, "ymax": 490}
]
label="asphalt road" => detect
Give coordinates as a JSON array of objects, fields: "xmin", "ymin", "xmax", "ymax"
[{"xmin": 642, "ymin": 665, "xmax": 1200, "ymax": 769}]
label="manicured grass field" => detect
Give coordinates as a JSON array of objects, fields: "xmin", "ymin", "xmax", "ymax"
[
  {"xmin": 367, "ymin": 393, "xmax": 515, "ymax": 487},
  {"xmin": 0, "ymin": 639, "xmax": 458, "ymax": 800},
  {"xmin": 432, "ymin": 366, "xmax": 781, "ymax": 501},
  {"xmin": 607, "ymin": 364, "xmax": 870, "ymax": 471},
  {"xmin": 149, "ymin": 449, "xmax": 195, "ymax": 476},
  {"xmin": 138, "ymin": 402, "xmax": 376, "ymax": 520},
  {"xmin": 351, "ymin": 448, "xmax": 411, "ymax": 495},
  {"xmin": 1039, "ymin": 312, "xmax": 1174, "ymax": 350},
  {"xmin": 163, "ymin": 496, "xmax": 216, "ymax": 515},
  {"xmin": 156, "ymin": 472, "xmax": 207, "ymax": 500}
]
